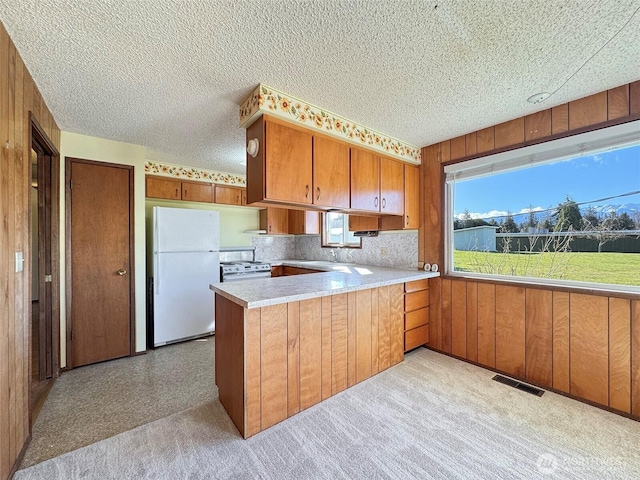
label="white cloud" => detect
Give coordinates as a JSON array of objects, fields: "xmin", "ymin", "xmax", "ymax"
[
  {"xmin": 517, "ymin": 206, "xmax": 544, "ymax": 214},
  {"xmin": 455, "ymin": 206, "xmax": 544, "ymax": 221},
  {"xmin": 455, "ymin": 210, "xmax": 507, "ymax": 220}
]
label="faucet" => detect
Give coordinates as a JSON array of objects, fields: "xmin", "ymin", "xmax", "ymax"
[{"xmin": 330, "ymin": 248, "xmax": 338, "ymax": 263}]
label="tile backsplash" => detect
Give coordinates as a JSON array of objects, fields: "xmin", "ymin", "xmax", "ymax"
[
  {"xmin": 254, "ymin": 231, "xmax": 418, "ymax": 269},
  {"xmin": 252, "ymin": 235, "xmax": 296, "ymax": 261}
]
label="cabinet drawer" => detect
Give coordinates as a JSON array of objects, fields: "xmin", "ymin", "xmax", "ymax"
[
  {"xmin": 282, "ymin": 266, "xmax": 322, "ymax": 276},
  {"xmin": 405, "ymin": 307, "xmax": 429, "ymax": 331},
  {"xmin": 405, "ymin": 279, "xmax": 429, "ymax": 293},
  {"xmin": 405, "ymin": 290, "xmax": 428, "ymax": 312},
  {"xmin": 405, "ymin": 325, "xmax": 429, "ymax": 352}
]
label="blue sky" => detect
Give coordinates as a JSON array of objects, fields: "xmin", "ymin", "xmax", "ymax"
[{"xmin": 454, "ymin": 143, "xmax": 640, "ymax": 221}]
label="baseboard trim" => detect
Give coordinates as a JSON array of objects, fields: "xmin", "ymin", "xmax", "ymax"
[
  {"xmin": 132, "ymin": 350, "xmax": 147, "ymax": 357},
  {"xmin": 9, "ymin": 433, "xmax": 31, "ymax": 479},
  {"xmin": 422, "ymin": 345, "xmax": 639, "ymax": 423}
]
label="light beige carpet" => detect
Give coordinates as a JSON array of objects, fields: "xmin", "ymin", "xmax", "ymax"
[{"xmin": 16, "ymin": 349, "xmax": 640, "ymax": 479}]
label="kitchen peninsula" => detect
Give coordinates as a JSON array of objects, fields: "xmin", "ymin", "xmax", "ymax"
[{"xmin": 210, "ymin": 263, "xmax": 439, "ymax": 438}]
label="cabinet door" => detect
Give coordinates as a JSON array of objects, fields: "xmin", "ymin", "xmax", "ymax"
[
  {"xmin": 380, "ymin": 156, "xmax": 404, "ymax": 215},
  {"xmin": 265, "ymin": 118, "xmax": 313, "ymax": 205},
  {"xmin": 313, "ymin": 135, "xmax": 350, "ymax": 208},
  {"xmin": 350, "ymin": 147, "xmax": 379, "ymax": 212},
  {"xmin": 404, "ymin": 165, "xmax": 419, "ymax": 228},
  {"xmin": 289, "ymin": 210, "xmax": 320, "ymax": 235},
  {"xmin": 146, "ymin": 176, "xmax": 181, "ymax": 200},
  {"xmin": 348, "ymin": 215, "xmax": 379, "ymax": 231},
  {"xmin": 260, "ymin": 207, "xmax": 289, "ymax": 234},
  {"xmin": 215, "ymin": 185, "xmax": 242, "ymax": 205},
  {"xmin": 182, "ymin": 181, "xmax": 213, "ymax": 203}
]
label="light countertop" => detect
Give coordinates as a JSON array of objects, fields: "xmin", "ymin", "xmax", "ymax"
[{"xmin": 210, "ymin": 260, "xmax": 439, "ymax": 308}]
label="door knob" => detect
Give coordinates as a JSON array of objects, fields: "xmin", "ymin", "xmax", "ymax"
[{"xmin": 117, "ymin": 269, "xmax": 127, "ymax": 276}]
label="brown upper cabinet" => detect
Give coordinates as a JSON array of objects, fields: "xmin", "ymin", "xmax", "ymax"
[
  {"xmin": 380, "ymin": 156, "xmax": 404, "ymax": 215},
  {"xmin": 146, "ymin": 176, "xmax": 181, "ymax": 200},
  {"xmin": 256, "ymin": 116, "xmax": 314, "ymax": 205},
  {"xmin": 288, "ymin": 210, "xmax": 321, "ymax": 235},
  {"xmin": 363, "ymin": 163, "xmax": 420, "ymax": 231},
  {"xmin": 403, "ymin": 164, "xmax": 419, "ymax": 229},
  {"xmin": 146, "ymin": 175, "xmax": 248, "ymax": 206},
  {"xmin": 215, "ymin": 185, "xmax": 243, "ymax": 205},
  {"xmin": 246, "ymin": 115, "xmax": 350, "ymax": 209},
  {"xmin": 147, "ymin": 175, "xmax": 213, "ymax": 203},
  {"xmin": 182, "ymin": 181, "xmax": 213, "ymax": 203},
  {"xmin": 350, "ymin": 147, "xmax": 404, "ymax": 215},
  {"xmin": 259, "ymin": 207, "xmax": 289, "ymax": 234},
  {"xmin": 350, "ymin": 147, "xmax": 380, "ymax": 212},
  {"xmin": 312, "ymin": 135, "xmax": 350, "ymax": 209}
]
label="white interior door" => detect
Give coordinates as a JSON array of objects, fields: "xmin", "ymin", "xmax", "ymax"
[{"xmin": 153, "ymin": 251, "xmax": 219, "ymax": 346}]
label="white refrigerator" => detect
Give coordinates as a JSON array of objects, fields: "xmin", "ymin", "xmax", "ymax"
[{"xmin": 152, "ymin": 207, "xmax": 220, "ymax": 347}]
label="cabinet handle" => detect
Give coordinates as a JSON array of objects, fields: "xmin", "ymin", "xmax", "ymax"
[
  {"xmin": 317, "ymin": 186, "xmax": 321, "ymax": 200},
  {"xmin": 305, "ymin": 185, "xmax": 309, "ymax": 199},
  {"xmin": 406, "ymin": 215, "xmax": 409, "ymax": 226},
  {"xmin": 184, "ymin": 189, "xmax": 187, "ymax": 198},
  {"xmin": 175, "ymin": 188, "xmax": 179, "ymax": 197},
  {"xmin": 374, "ymin": 196, "xmax": 378, "ymax": 208},
  {"xmin": 382, "ymin": 198, "xmax": 386, "ymax": 209},
  {"xmin": 269, "ymin": 225, "xmax": 272, "ymax": 232}
]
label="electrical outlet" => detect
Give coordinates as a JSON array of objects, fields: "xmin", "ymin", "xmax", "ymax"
[{"xmin": 380, "ymin": 247, "xmax": 389, "ymax": 257}]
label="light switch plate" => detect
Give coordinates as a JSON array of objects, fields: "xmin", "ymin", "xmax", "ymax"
[{"xmin": 15, "ymin": 252, "xmax": 24, "ymax": 272}]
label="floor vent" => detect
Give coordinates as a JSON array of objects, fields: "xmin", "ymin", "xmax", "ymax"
[{"xmin": 492, "ymin": 375, "xmax": 544, "ymax": 397}]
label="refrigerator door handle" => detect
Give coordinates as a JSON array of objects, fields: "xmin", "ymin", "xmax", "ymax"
[{"xmin": 155, "ymin": 253, "xmax": 161, "ymax": 294}]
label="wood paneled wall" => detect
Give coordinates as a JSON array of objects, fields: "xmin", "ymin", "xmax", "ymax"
[
  {"xmin": 246, "ymin": 285, "xmax": 404, "ymax": 437},
  {"xmin": 216, "ymin": 285, "xmax": 405, "ymax": 438},
  {"xmin": 420, "ymin": 80, "xmax": 640, "ymax": 419},
  {"xmin": 430, "ymin": 278, "xmax": 639, "ymax": 414},
  {"xmin": 0, "ymin": 22, "xmax": 60, "ymax": 479}
]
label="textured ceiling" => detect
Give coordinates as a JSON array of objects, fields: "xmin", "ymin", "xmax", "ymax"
[{"xmin": 1, "ymin": 0, "xmax": 639, "ymax": 175}]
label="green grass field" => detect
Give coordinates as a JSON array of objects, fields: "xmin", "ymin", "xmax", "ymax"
[{"xmin": 454, "ymin": 250, "xmax": 640, "ymax": 286}]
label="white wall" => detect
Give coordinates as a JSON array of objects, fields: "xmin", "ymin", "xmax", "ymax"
[{"xmin": 59, "ymin": 132, "xmax": 147, "ymax": 366}]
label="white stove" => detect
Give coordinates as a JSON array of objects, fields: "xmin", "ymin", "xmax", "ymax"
[{"xmin": 219, "ymin": 248, "xmax": 271, "ymax": 282}]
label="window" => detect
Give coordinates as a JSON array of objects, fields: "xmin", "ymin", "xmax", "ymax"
[
  {"xmin": 322, "ymin": 213, "xmax": 362, "ymax": 248},
  {"xmin": 445, "ymin": 120, "xmax": 640, "ymax": 292}
]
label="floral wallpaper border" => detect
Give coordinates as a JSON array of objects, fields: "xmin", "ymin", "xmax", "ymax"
[
  {"xmin": 239, "ymin": 84, "xmax": 421, "ymax": 164},
  {"xmin": 145, "ymin": 161, "xmax": 246, "ymax": 186}
]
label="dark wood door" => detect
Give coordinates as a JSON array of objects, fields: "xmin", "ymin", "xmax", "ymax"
[{"xmin": 68, "ymin": 159, "xmax": 133, "ymax": 367}]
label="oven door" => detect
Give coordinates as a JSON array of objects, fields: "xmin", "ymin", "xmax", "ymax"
[{"xmin": 221, "ymin": 271, "xmax": 272, "ymax": 282}]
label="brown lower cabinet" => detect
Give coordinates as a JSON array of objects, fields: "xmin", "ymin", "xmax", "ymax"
[{"xmin": 215, "ymin": 283, "xmax": 405, "ymax": 438}]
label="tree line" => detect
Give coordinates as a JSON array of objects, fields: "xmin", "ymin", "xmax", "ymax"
[{"xmin": 455, "ymin": 197, "xmax": 638, "ymax": 233}]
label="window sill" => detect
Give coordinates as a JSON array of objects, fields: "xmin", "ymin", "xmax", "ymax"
[{"xmin": 444, "ymin": 271, "xmax": 640, "ymax": 299}]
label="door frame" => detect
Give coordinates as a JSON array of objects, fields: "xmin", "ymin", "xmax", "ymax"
[
  {"xmin": 64, "ymin": 157, "xmax": 136, "ymax": 369},
  {"xmin": 29, "ymin": 113, "xmax": 60, "ymax": 376}
]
